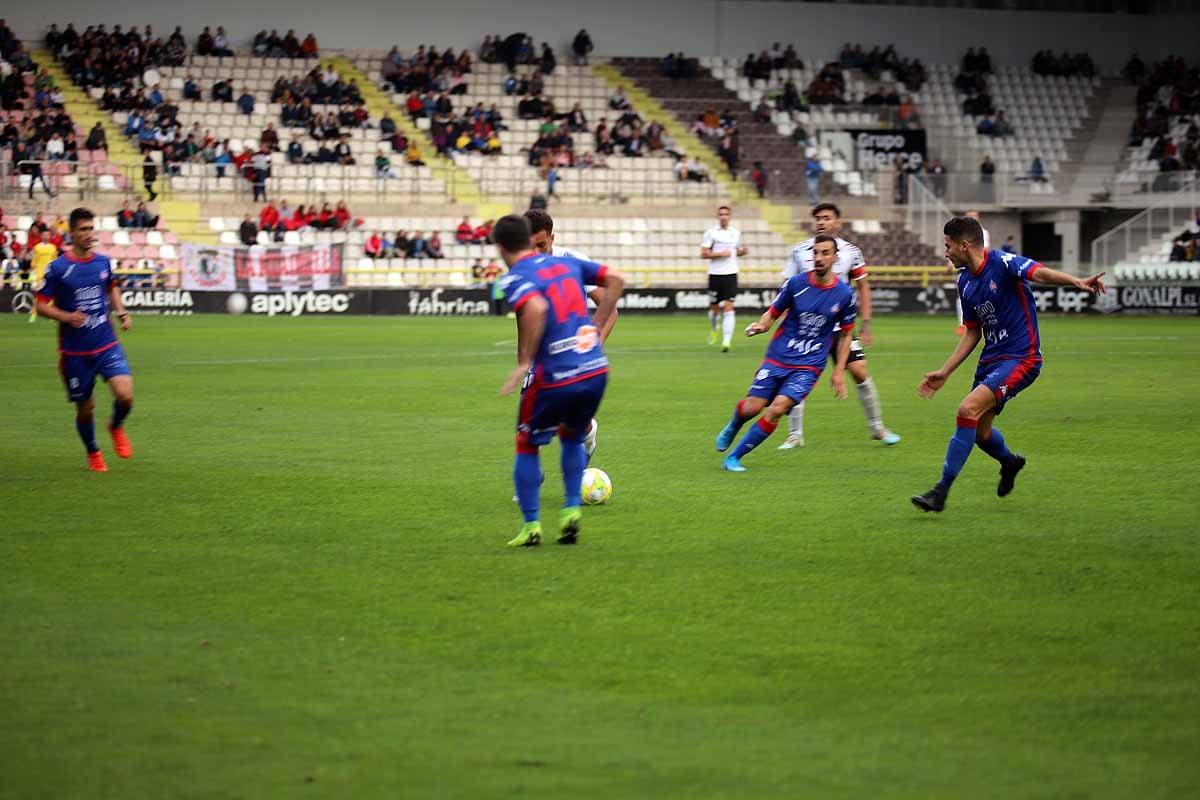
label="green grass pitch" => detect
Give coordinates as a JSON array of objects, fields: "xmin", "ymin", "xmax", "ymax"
[{"xmin": 1, "ymin": 313, "xmax": 1197, "ymax": 799}]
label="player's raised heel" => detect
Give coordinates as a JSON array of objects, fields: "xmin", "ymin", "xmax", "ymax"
[
  {"xmin": 557, "ymin": 507, "xmax": 582, "ymax": 544},
  {"xmin": 715, "ymin": 423, "xmax": 738, "ymax": 452},
  {"xmin": 997, "ymin": 454, "xmax": 1026, "ymax": 497},
  {"xmin": 910, "ymin": 487, "xmax": 946, "ymax": 513},
  {"xmin": 778, "ymin": 434, "xmax": 804, "ymax": 450},
  {"xmin": 508, "ymin": 522, "xmax": 542, "ymax": 548},
  {"xmin": 873, "ymin": 429, "xmax": 902, "ymax": 446},
  {"xmin": 87, "ymin": 451, "xmax": 108, "ymax": 472},
  {"xmin": 108, "ymin": 425, "xmax": 133, "ymax": 459},
  {"xmin": 722, "ymin": 455, "xmax": 747, "ymax": 472}
]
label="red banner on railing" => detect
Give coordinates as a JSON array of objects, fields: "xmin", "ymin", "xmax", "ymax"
[{"xmin": 183, "ymin": 244, "xmax": 345, "ymax": 292}]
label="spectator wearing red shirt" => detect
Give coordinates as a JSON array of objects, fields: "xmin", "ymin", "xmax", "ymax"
[
  {"xmin": 316, "ymin": 203, "xmax": 335, "ymax": 230},
  {"xmin": 406, "ymin": 92, "xmax": 424, "ymax": 120},
  {"xmin": 259, "ymin": 201, "xmax": 281, "ymax": 234},
  {"xmin": 117, "ymin": 200, "xmax": 137, "ymax": 229},
  {"xmin": 365, "ymin": 231, "xmax": 385, "ymax": 259},
  {"xmin": 334, "ymin": 201, "xmax": 351, "ymax": 230},
  {"xmin": 455, "ymin": 216, "xmax": 475, "ymax": 243},
  {"xmin": 301, "ymin": 33, "xmax": 319, "ymax": 59},
  {"xmin": 473, "ymin": 219, "xmax": 494, "ymax": 243},
  {"xmin": 428, "ymin": 231, "xmax": 444, "ymax": 259}
]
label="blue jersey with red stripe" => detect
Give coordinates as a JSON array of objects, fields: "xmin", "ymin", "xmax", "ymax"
[
  {"xmin": 763, "ymin": 272, "xmax": 857, "ymax": 370},
  {"xmin": 501, "ymin": 252, "xmax": 609, "ymax": 386},
  {"xmin": 35, "ymin": 252, "xmax": 120, "ymax": 355},
  {"xmin": 958, "ymin": 249, "xmax": 1044, "ymax": 363}
]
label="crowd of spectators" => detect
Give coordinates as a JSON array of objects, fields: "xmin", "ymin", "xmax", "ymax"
[
  {"xmin": 1031, "ymin": 51, "xmax": 1095, "ymax": 79},
  {"xmin": 0, "ymin": 211, "xmax": 66, "ymax": 269},
  {"xmin": 249, "ymin": 200, "xmax": 359, "ymax": 243},
  {"xmin": 955, "ymin": 47, "xmax": 994, "ymax": 117},
  {"xmin": 1168, "ymin": 213, "xmax": 1200, "ymax": 262},
  {"xmin": 839, "ymin": 43, "xmax": 926, "ymax": 92},
  {"xmin": 251, "ymin": 30, "xmax": 319, "ymax": 59},
  {"xmin": 115, "ymin": 199, "xmax": 158, "ymax": 228},
  {"xmin": 662, "ymin": 52, "xmax": 700, "ymax": 80},
  {"xmin": 480, "ymin": 34, "xmax": 559, "ymax": 75},
  {"xmin": 364, "ymin": 229, "xmax": 445, "ymax": 259},
  {"xmin": 1126, "ymin": 55, "xmax": 1199, "ymax": 174}
]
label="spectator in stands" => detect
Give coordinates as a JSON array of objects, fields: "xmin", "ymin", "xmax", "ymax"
[
  {"xmin": 212, "ymin": 79, "xmax": 233, "ymax": 104},
  {"xmin": 251, "ymin": 147, "xmax": 272, "ymax": 201},
  {"xmin": 718, "ymin": 133, "xmax": 738, "ymax": 177},
  {"xmin": 1001, "ymin": 236, "xmax": 1017, "ymax": 254},
  {"xmin": 84, "ymin": 122, "xmax": 107, "ymax": 152},
  {"xmin": 794, "ymin": 153, "xmax": 818, "ymax": 204},
  {"xmin": 926, "ymin": 159, "xmax": 947, "ymax": 197},
  {"xmin": 142, "ymin": 152, "xmax": 157, "ymax": 201},
  {"xmin": 409, "ymin": 231, "xmax": 430, "ymax": 259},
  {"xmin": 365, "ymin": 231, "xmax": 386, "ymax": 259},
  {"xmin": 45, "ymin": 131, "xmax": 66, "ymax": 161},
  {"xmin": 992, "ymin": 110, "xmax": 1013, "ymax": 138},
  {"xmin": 610, "ymin": 86, "xmax": 630, "ymax": 111},
  {"xmin": 751, "ymin": 161, "xmax": 768, "ymax": 198},
  {"xmin": 479, "ymin": 35, "xmax": 498, "ymax": 64},
  {"xmin": 301, "ymin": 33, "xmax": 319, "ymax": 59},
  {"xmin": 428, "ymin": 231, "xmax": 445, "ymax": 259},
  {"xmin": 211, "ymin": 27, "xmax": 233, "ymax": 58},
  {"xmin": 117, "ymin": 201, "xmax": 136, "ymax": 228},
  {"xmin": 539, "ymin": 43, "xmax": 557, "ymax": 75},
  {"xmin": 196, "ymin": 27, "xmax": 214, "ymax": 56},
  {"xmin": 237, "ymin": 88, "xmax": 255, "ymax": 116},
  {"xmin": 976, "ymin": 114, "xmax": 995, "ymax": 137},
  {"xmin": 1029, "ymin": 156, "xmax": 1047, "ymax": 183},
  {"xmin": 565, "ymin": 101, "xmax": 588, "ymax": 132},
  {"xmin": 405, "ymin": 139, "xmax": 425, "ymax": 167},
  {"xmin": 286, "ymin": 134, "xmax": 304, "ymax": 164},
  {"xmin": 133, "ymin": 202, "xmax": 158, "ymax": 229},
  {"xmin": 239, "ymin": 214, "xmax": 258, "ymax": 246},
  {"xmin": 572, "ymin": 30, "xmax": 593, "ymax": 66},
  {"xmin": 260, "ymin": 123, "xmax": 279, "ymax": 152},
  {"xmin": 334, "ymin": 135, "xmax": 354, "ymax": 165},
  {"xmin": 979, "ymin": 155, "xmax": 995, "ymax": 184},
  {"xmin": 376, "ymin": 148, "xmax": 398, "ymax": 179},
  {"xmin": 456, "ymin": 217, "xmax": 475, "ymax": 244},
  {"xmin": 259, "ymin": 201, "xmax": 283, "ymax": 240},
  {"xmin": 754, "ymin": 98, "xmax": 772, "ymax": 124}
]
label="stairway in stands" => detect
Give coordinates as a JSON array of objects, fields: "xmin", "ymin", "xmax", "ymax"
[{"xmin": 609, "ymin": 58, "xmax": 826, "ymax": 198}]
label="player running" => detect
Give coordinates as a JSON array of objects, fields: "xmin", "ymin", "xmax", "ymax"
[
  {"xmin": 525, "ymin": 208, "xmax": 617, "ymax": 459},
  {"xmin": 34, "ymin": 208, "xmax": 135, "ymax": 472},
  {"xmin": 700, "ymin": 205, "xmax": 749, "ymax": 352},
  {"xmin": 715, "ymin": 234, "xmax": 855, "ymax": 472},
  {"xmin": 911, "ymin": 215, "xmax": 1106, "ymax": 512},
  {"xmin": 496, "ymin": 215, "xmax": 625, "ymax": 547},
  {"xmin": 780, "ymin": 203, "xmax": 899, "ymax": 448}
]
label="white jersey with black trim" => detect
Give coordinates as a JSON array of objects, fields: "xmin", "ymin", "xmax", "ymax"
[
  {"xmin": 553, "ymin": 243, "xmax": 596, "ymax": 292},
  {"xmin": 784, "ymin": 236, "xmax": 869, "ymax": 285},
  {"xmin": 701, "ymin": 225, "xmax": 741, "ymax": 276}
]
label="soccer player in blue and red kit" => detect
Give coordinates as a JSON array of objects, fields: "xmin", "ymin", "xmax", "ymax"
[
  {"xmin": 35, "ymin": 207, "xmax": 135, "ymax": 472},
  {"xmin": 911, "ymin": 215, "xmax": 1106, "ymax": 512},
  {"xmin": 715, "ymin": 234, "xmax": 856, "ymax": 471},
  {"xmin": 495, "ymin": 215, "xmax": 625, "ymax": 547}
]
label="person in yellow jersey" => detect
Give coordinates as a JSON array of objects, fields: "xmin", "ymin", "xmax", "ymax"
[{"xmin": 29, "ymin": 237, "xmax": 61, "ymax": 322}]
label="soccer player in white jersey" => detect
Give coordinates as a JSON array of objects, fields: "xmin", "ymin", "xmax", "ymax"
[
  {"xmin": 779, "ymin": 203, "xmax": 901, "ymax": 448},
  {"xmin": 524, "ymin": 208, "xmax": 614, "ymax": 458},
  {"xmin": 700, "ymin": 205, "xmax": 749, "ymax": 352}
]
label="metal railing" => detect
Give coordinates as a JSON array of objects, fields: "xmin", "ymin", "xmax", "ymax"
[
  {"xmin": 0, "ymin": 160, "xmax": 133, "ymax": 201},
  {"xmin": 904, "ymin": 173, "xmax": 956, "ymax": 253},
  {"xmin": 1091, "ymin": 176, "xmax": 1199, "ymax": 269}
]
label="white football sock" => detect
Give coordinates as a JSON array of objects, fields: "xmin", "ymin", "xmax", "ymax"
[
  {"xmin": 721, "ymin": 309, "xmax": 735, "ymax": 346},
  {"xmin": 856, "ymin": 377, "xmax": 884, "ymax": 432},
  {"xmin": 788, "ymin": 401, "xmax": 805, "ymax": 438},
  {"xmin": 709, "ymin": 309, "xmax": 719, "ymax": 330}
]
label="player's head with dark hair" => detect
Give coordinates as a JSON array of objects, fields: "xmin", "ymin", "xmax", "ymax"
[
  {"xmin": 493, "ymin": 214, "xmax": 532, "ymax": 264},
  {"xmin": 717, "ymin": 205, "xmax": 731, "ymax": 227},
  {"xmin": 943, "ymin": 215, "xmax": 985, "ymax": 270},
  {"xmin": 811, "ymin": 233, "xmax": 839, "ymax": 278},
  {"xmin": 523, "ymin": 208, "xmax": 555, "ymax": 254},
  {"xmin": 69, "ymin": 207, "xmax": 95, "ymax": 230},
  {"xmin": 811, "ymin": 203, "xmax": 841, "ymax": 235},
  {"xmin": 68, "ymin": 207, "xmax": 96, "ymax": 252}
]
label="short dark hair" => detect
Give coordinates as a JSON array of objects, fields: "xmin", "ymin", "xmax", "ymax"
[
  {"xmin": 493, "ymin": 214, "xmax": 532, "ymax": 252},
  {"xmin": 68, "ymin": 207, "xmax": 95, "ymax": 230},
  {"xmin": 944, "ymin": 215, "xmax": 985, "ymax": 247},
  {"xmin": 813, "ymin": 233, "xmax": 839, "ymax": 252},
  {"xmin": 811, "ymin": 202, "xmax": 841, "ymax": 218},
  {"xmin": 717, "ymin": 205, "xmax": 731, "ymax": 213},
  {"xmin": 523, "ymin": 208, "xmax": 554, "ymax": 236}
]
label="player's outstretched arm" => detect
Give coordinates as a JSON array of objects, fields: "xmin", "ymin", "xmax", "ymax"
[
  {"xmin": 500, "ymin": 294, "xmax": 548, "ymax": 396},
  {"xmin": 919, "ymin": 326, "xmax": 981, "ymax": 398},
  {"xmin": 744, "ymin": 308, "xmax": 776, "ymax": 337},
  {"xmin": 1031, "ymin": 265, "xmax": 1106, "ymax": 294},
  {"xmin": 108, "ymin": 283, "xmax": 131, "ymax": 331},
  {"xmin": 592, "ymin": 269, "xmax": 625, "ymax": 342}
]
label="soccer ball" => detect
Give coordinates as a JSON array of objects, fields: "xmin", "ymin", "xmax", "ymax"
[{"xmin": 581, "ymin": 467, "xmax": 612, "ymax": 505}]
